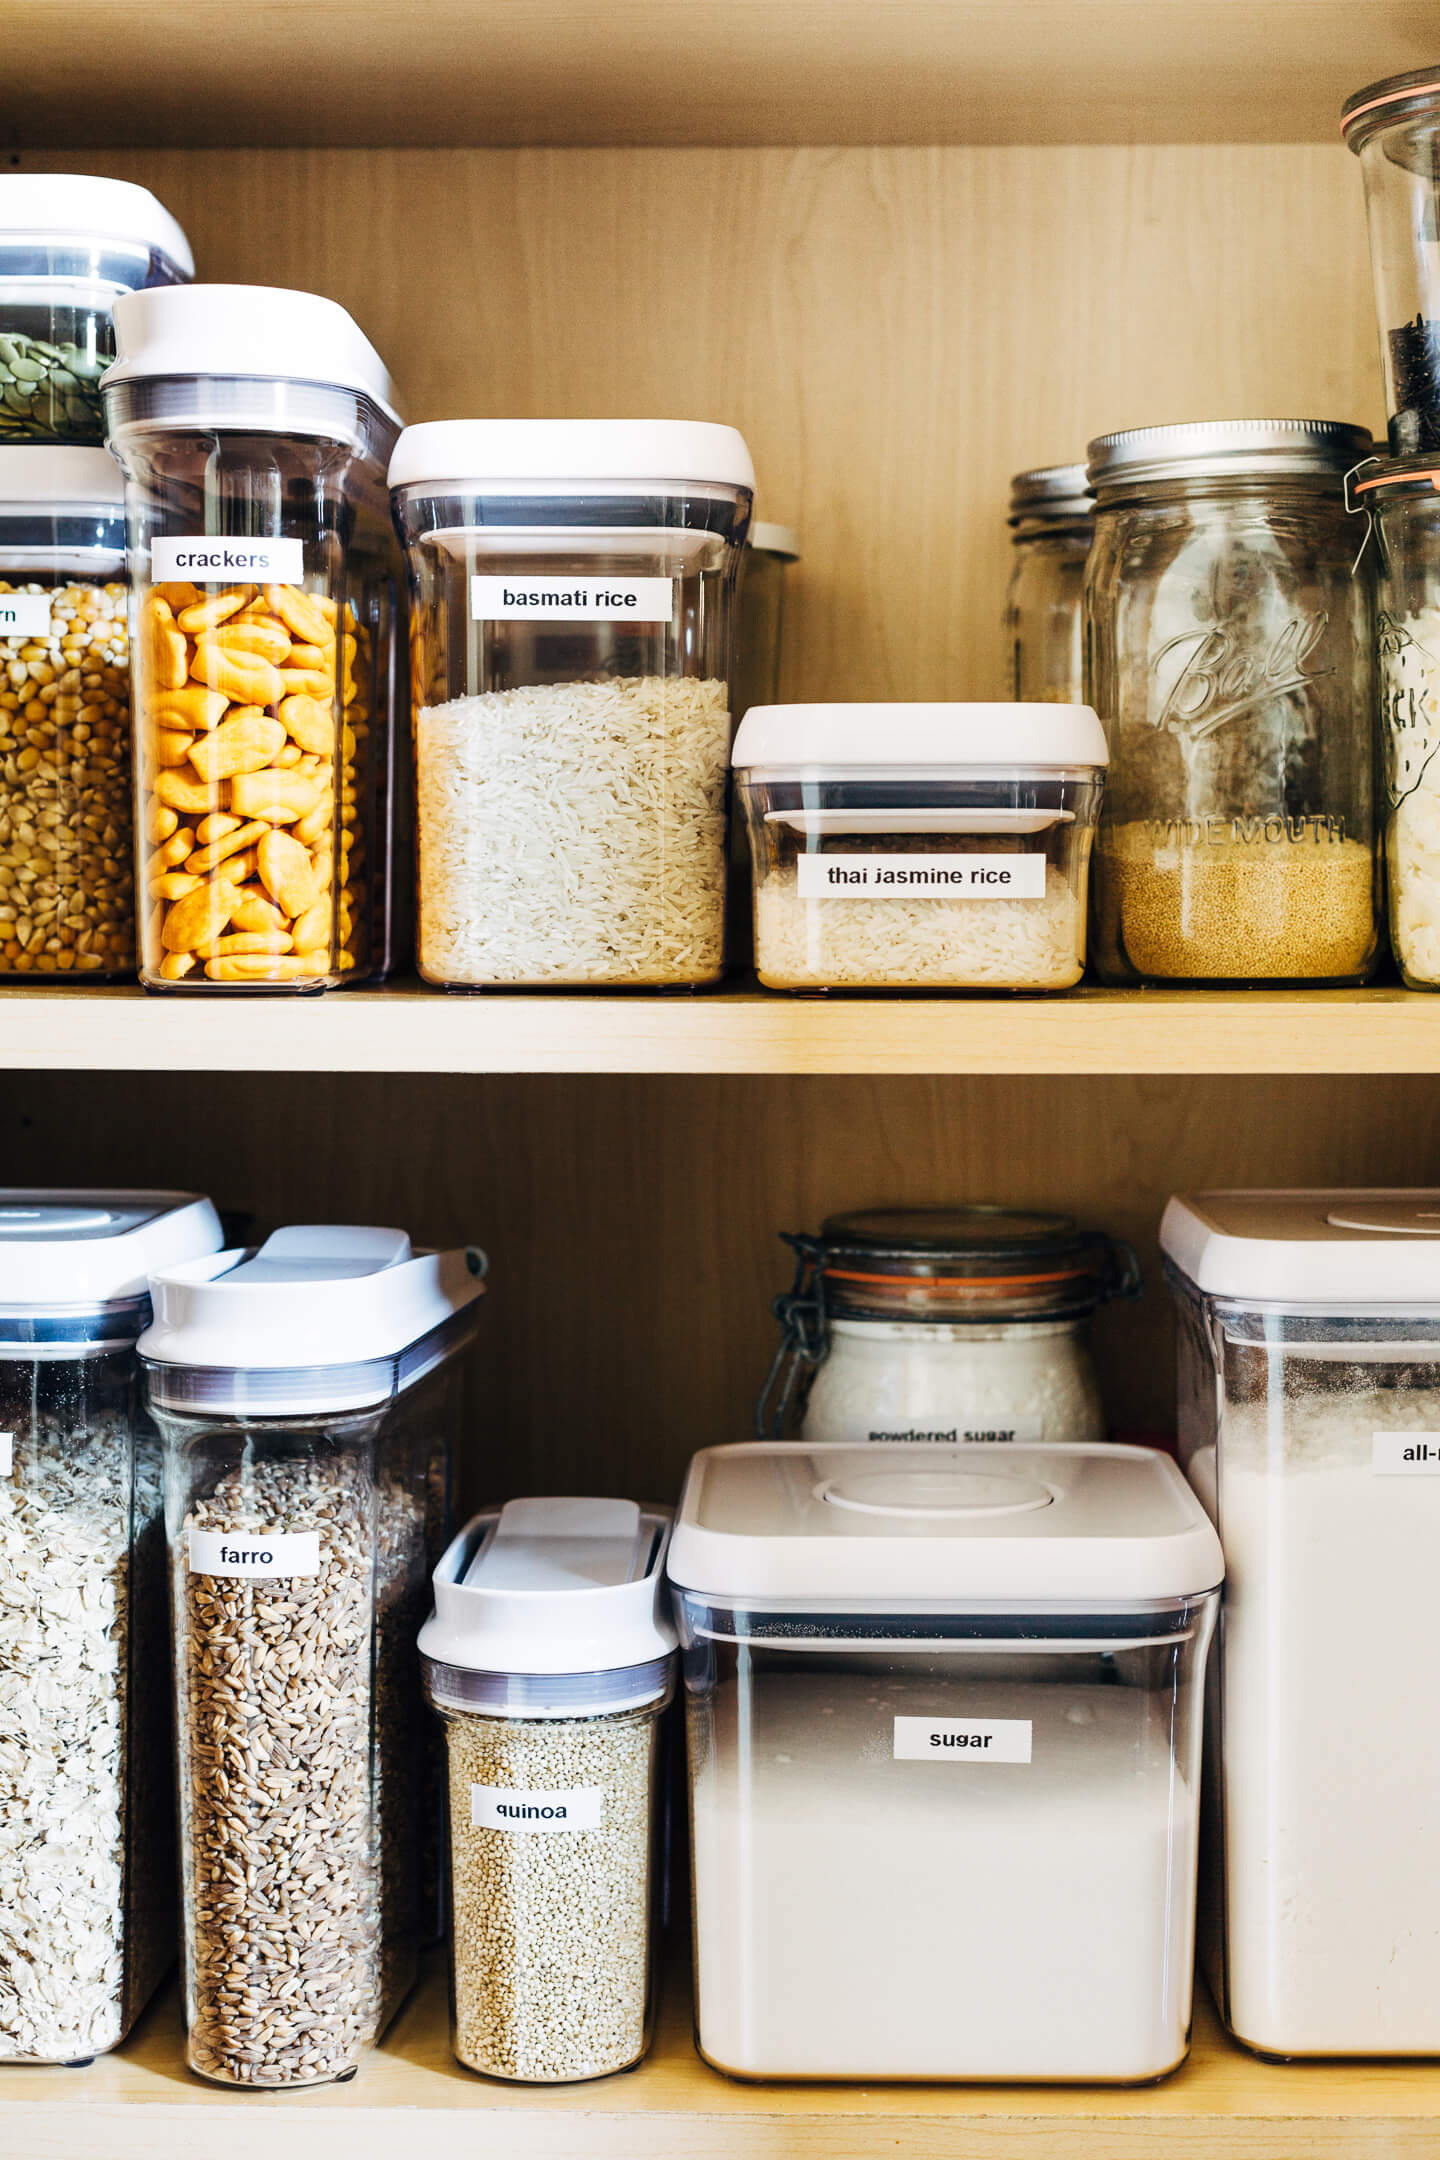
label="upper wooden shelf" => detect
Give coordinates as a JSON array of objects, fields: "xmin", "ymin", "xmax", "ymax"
[
  {"xmin": 19, "ymin": 2, "xmax": 1433, "ymax": 149},
  {"xmin": 0, "ymin": 982, "xmax": 1436, "ymax": 1076}
]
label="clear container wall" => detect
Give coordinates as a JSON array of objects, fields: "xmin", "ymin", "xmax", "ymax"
[
  {"xmin": 393, "ymin": 482, "xmax": 750, "ymax": 988},
  {"xmin": 0, "ymin": 1343, "xmax": 173, "ymax": 2061},
  {"xmin": 1351, "ymin": 105, "xmax": 1440, "ymax": 452},
  {"xmin": 0, "ymin": 515, "xmax": 133, "ymax": 976},
  {"xmin": 0, "ymin": 242, "xmax": 186, "ymax": 446},
  {"xmin": 1087, "ymin": 477, "xmax": 1379, "ymax": 984},
  {"xmin": 1172, "ymin": 1273, "xmax": 1440, "ymax": 2055},
  {"xmin": 800, "ymin": 1316, "xmax": 1105, "ymax": 1445},
  {"xmin": 727, "ymin": 545, "xmax": 791, "ymax": 969},
  {"xmin": 1371, "ymin": 487, "xmax": 1440, "ymax": 985},
  {"xmin": 1005, "ymin": 520, "xmax": 1091, "ymax": 703},
  {"xmin": 738, "ymin": 767, "xmax": 1103, "ymax": 990},
  {"xmin": 677, "ymin": 1597, "xmax": 1214, "ymax": 2081}
]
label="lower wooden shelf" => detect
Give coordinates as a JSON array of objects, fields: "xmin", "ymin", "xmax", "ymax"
[{"xmin": 3, "ymin": 1956, "xmax": 1440, "ymax": 2158}]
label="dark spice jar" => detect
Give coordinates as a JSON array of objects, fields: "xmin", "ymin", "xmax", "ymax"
[{"xmin": 1344, "ymin": 67, "xmax": 1440, "ymax": 454}]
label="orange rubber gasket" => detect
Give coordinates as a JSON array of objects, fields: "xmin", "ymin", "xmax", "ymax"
[
  {"xmin": 823, "ymin": 1266, "xmax": 1092, "ymax": 1289},
  {"xmin": 1353, "ymin": 468, "xmax": 1440, "ymax": 496},
  {"xmin": 1342, "ymin": 79, "xmax": 1440, "ymax": 133}
]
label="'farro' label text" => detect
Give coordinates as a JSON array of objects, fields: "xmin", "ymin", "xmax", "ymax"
[
  {"xmin": 471, "ymin": 1783, "xmax": 605, "ymax": 1833},
  {"xmin": 187, "ymin": 1527, "xmax": 321, "ymax": 1577}
]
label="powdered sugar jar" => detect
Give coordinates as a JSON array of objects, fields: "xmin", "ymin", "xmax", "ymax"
[{"xmin": 758, "ymin": 1206, "xmax": 1140, "ymax": 1444}]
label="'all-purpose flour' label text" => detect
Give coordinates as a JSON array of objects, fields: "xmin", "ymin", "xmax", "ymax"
[
  {"xmin": 1373, "ymin": 1432, "xmax": 1440, "ymax": 1474},
  {"xmin": 471, "ymin": 575, "xmax": 673, "ymax": 623},
  {"xmin": 0, "ymin": 594, "xmax": 52, "ymax": 639},
  {"xmin": 471, "ymin": 1784, "xmax": 605, "ymax": 1833},
  {"xmin": 188, "ymin": 1527, "xmax": 321, "ymax": 1578},
  {"xmin": 797, "ymin": 854, "xmax": 1047, "ymax": 900},
  {"xmin": 894, "ymin": 1716, "xmax": 1033, "ymax": 1763},
  {"xmin": 152, "ymin": 536, "xmax": 305, "ymax": 583}
]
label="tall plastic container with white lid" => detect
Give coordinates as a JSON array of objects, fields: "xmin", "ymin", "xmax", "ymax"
[
  {"xmin": 0, "ymin": 1188, "xmax": 222, "ymax": 2062},
  {"xmin": 389, "ymin": 418, "xmax": 754, "ymax": 988},
  {"xmin": 102, "ymin": 285, "xmax": 403, "ymax": 991},
  {"xmin": 1162, "ymin": 1189, "xmax": 1440, "ymax": 2056},
  {"xmin": 669, "ymin": 1440, "xmax": 1221, "ymax": 2082},
  {"xmin": 0, "ymin": 175, "xmax": 191, "ymax": 445},
  {"xmin": 419, "ymin": 1497, "xmax": 676, "ymax": 2082},
  {"xmin": 732, "ymin": 702, "xmax": 1107, "ymax": 990},
  {"xmin": 139, "ymin": 1223, "xmax": 486, "ymax": 2088}
]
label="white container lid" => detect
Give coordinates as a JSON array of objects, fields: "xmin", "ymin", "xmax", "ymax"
[
  {"xmin": 0, "ymin": 1189, "xmax": 221, "ymax": 1307},
  {"xmin": 1162, "ymin": 1189, "xmax": 1440, "ymax": 1304},
  {"xmin": 388, "ymin": 417, "xmax": 755, "ymax": 492},
  {"xmin": 0, "ymin": 445, "xmax": 124, "ymax": 507},
  {"xmin": 666, "ymin": 1442, "xmax": 1223, "ymax": 1606},
  {"xmin": 106, "ymin": 285, "xmax": 399, "ymax": 419},
  {"xmin": 420, "ymin": 1497, "xmax": 676, "ymax": 1714},
  {"xmin": 0, "ymin": 175, "xmax": 193, "ymax": 277},
  {"xmin": 749, "ymin": 520, "xmax": 801, "ymax": 558},
  {"xmin": 731, "ymin": 702, "xmax": 1109, "ymax": 769}
]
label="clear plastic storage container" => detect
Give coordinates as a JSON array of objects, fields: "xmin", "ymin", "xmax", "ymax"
[
  {"xmin": 758, "ymin": 1206, "xmax": 1140, "ymax": 1443},
  {"xmin": 669, "ymin": 1441, "xmax": 1221, "ymax": 2082},
  {"xmin": 732, "ymin": 702, "xmax": 1107, "ymax": 990},
  {"xmin": 1163, "ymin": 1189, "xmax": 1440, "ymax": 2056},
  {"xmin": 1005, "ymin": 464, "xmax": 1091, "ymax": 703},
  {"xmin": 419, "ymin": 1497, "xmax": 676, "ymax": 2083},
  {"xmin": 0, "ymin": 1189, "xmax": 221, "ymax": 2063},
  {"xmin": 1344, "ymin": 69, "xmax": 1440, "ymax": 454},
  {"xmin": 0, "ymin": 176, "xmax": 191, "ymax": 446},
  {"xmin": 735, "ymin": 521, "xmax": 800, "ymax": 722},
  {"xmin": 0, "ymin": 446, "xmax": 134, "ymax": 976},
  {"xmin": 389, "ymin": 418, "xmax": 754, "ymax": 988},
  {"xmin": 139, "ymin": 1224, "xmax": 485, "ymax": 2088},
  {"xmin": 101, "ymin": 285, "xmax": 402, "ymax": 991}
]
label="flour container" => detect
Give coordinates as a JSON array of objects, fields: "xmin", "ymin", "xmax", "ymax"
[
  {"xmin": 420, "ymin": 1497, "xmax": 676, "ymax": 2083},
  {"xmin": 1344, "ymin": 69, "xmax": 1440, "ymax": 453},
  {"xmin": 0, "ymin": 1188, "xmax": 222, "ymax": 2063},
  {"xmin": 758, "ymin": 1206, "xmax": 1140, "ymax": 1442},
  {"xmin": 669, "ymin": 1440, "xmax": 1221, "ymax": 2082},
  {"xmin": 139, "ymin": 1224, "xmax": 485, "ymax": 2088},
  {"xmin": 1163, "ymin": 1189, "xmax": 1440, "ymax": 2056},
  {"xmin": 1005, "ymin": 464, "xmax": 1091, "ymax": 703}
]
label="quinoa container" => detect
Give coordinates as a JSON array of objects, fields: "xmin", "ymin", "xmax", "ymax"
[
  {"xmin": 669, "ymin": 1441, "xmax": 1221, "ymax": 2082},
  {"xmin": 102, "ymin": 285, "xmax": 402, "ymax": 992},
  {"xmin": 758, "ymin": 1205, "xmax": 1141, "ymax": 1444},
  {"xmin": 389, "ymin": 418, "xmax": 754, "ymax": 989},
  {"xmin": 419, "ymin": 1497, "xmax": 676, "ymax": 2083},
  {"xmin": 139, "ymin": 1224, "xmax": 486, "ymax": 2088},
  {"xmin": 0, "ymin": 446, "xmax": 134, "ymax": 977},
  {"xmin": 1005, "ymin": 464, "xmax": 1092, "ymax": 704},
  {"xmin": 0, "ymin": 175, "xmax": 191, "ymax": 446},
  {"xmin": 732, "ymin": 702, "xmax": 1107, "ymax": 991},
  {"xmin": 1164, "ymin": 1189, "xmax": 1440, "ymax": 2057},
  {"xmin": 1344, "ymin": 69, "xmax": 1440, "ymax": 454},
  {"xmin": 0, "ymin": 1188, "xmax": 222, "ymax": 2064}
]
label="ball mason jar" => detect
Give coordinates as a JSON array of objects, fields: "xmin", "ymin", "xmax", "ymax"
[{"xmin": 1004, "ymin": 464, "xmax": 1091, "ymax": 704}]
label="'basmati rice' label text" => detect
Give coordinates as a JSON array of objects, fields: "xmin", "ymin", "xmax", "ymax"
[
  {"xmin": 470, "ymin": 576, "xmax": 674, "ymax": 623},
  {"xmin": 796, "ymin": 853, "xmax": 1047, "ymax": 899}
]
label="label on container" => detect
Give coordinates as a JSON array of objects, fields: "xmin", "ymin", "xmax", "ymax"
[
  {"xmin": 187, "ymin": 1527, "xmax": 321, "ymax": 1577},
  {"xmin": 0, "ymin": 1433, "xmax": 11, "ymax": 1477},
  {"xmin": 894, "ymin": 1716, "xmax": 1032, "ymax": 1763},
  {"xmin": 152, "ymin": 535, "xmax": 305, "ymax": 583},
  {"xmin": 1372, "ymin": 1432, "xmax": 1440, "ymax": 1474},
  {"xmin": 866, "ymin": 1419, "xmax": 1044, "ymax": 1444},
  {"xmin": 470, "ymin": 1783, "xmax": 605, "ymax": 1833},
  {"xmin": 796, "ymin": 853, "xmax": 1047, "ymax": 900},
  {"xmin": 0, "ymin": 594, "xmax": 52, "ymax": 639},
  {"xmin": 470, "ymin": 575, "xmax": 674, "ymax": 623}
]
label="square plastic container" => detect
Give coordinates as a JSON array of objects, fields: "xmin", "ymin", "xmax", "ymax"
[
  {"xmin": 731, "ymin": 703, "xmax": 1107, "ymax": 990},
  {"xmin": 668, "ymin": 1440, "xmax": 1222, "ymax": 2082},
  {"xmin": 1163, "ymin": 1189, "xmax": 1440, "ymax": 2057}
]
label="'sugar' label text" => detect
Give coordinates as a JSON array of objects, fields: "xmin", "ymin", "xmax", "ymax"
[
  {"xmin": 893, "ymin": 1716, "xmax": 1033, "ymax": 1763},
  {"xmin": 0, "ymin": 594, "xmax": 52, "ymax": 638},
  {"xmin": 187, "ymin": 1527, "xmax": 321, "ymax": 1578},
  {"xmin": 152, "ymin": 535, "xmax": 305, "ymax": 583},
  {"xmin": 797, "ymin": 853, "xmax": 1046, "ymax": 900},
  {"xmin": 471, "ymin": 1783, "xmax": 605, "ymax": 1833},
  {"xmin": 1373, "ymin": 1432, "xmax": 1440, "ymax": 1475},
  {"xmin": 471, "ymin": 575, "xmax": 673, "ymax": 623}
]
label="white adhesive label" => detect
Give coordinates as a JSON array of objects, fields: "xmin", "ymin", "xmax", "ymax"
[
  {"xmin": 0, "ymin": 594, "xmax": 52, "ymax": 639},
  {"xmin": 0, "ymin": 1433, "xmax": 11, "ymax": 1477},
  {"xmin": 187, "ymin": 1527, "xmax": 321, "ymax": 1578},
  {"xmin": 866, "ymin": 1419, "xmax": 1044, "ymax": 1444},
  {"xmin": 894, "ymin": 1716, "xmax": 1033, "ymax": 1763},
  {"xmin": 1373, "ymin": 1432, "xmax": 1440, "ymax": 1474},
  {"xmin": 471, "ymin": 1784, "xmax": 604, "ymax": 1833},
  {"xmin": 796, "ymin": 853, "xmax": 1047, "ymax": 900},
  {"xmin": 470, "ymin": 575, "xmax": 673, "ymax": 623},
  {"xmin": 152, "ymin": 535, "xmax": 305, "ymax": 583}
]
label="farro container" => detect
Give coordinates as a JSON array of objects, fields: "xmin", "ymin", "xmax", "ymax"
[
  {"xmin": 139, "ymin": 1224, "xmax": 486, "ymax": 2089},
  {"xmin": 0, "ymin": 1188, "xmax": 221, "ymax": 2063},
  {"xmin": 419, "ymin": 1497, "xmax": 676, "ymax": 2083}
]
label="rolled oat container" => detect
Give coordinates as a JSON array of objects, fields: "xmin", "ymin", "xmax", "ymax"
[
  {"xmin": 102, "ymin": 285, "xmax": 403, "ymax": 991},
  {"xmin": 732, "ymin": 702, "xmax": 1107, "ymax": 990},
  {"xmin": 389, "ymin": 418, "xmax": 754, "ymax": 988},
  {"xmin": 139, "ymin": 1224, "xmax": 486, "ymax": 2088},
  {"xmin": 0, "ymin": 1188, "xmax": 222, "ymax": 2064},
  {"xmin": 419, "ymin": 1497, "xmax": 676, "ymax": 2082}
]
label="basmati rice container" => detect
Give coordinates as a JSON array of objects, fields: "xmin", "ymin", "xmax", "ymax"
[
  {"xmin": 732, "ymin": 702, "xmax": 1107, "ymax": 990},
  {"xmin": 389, "ymin": 419, "xmax": 754, "ymax": 989}
]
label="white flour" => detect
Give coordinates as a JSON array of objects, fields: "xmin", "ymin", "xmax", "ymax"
[{"xmin": 801, "ymin": 1319, "xmax": 1104, "ymax": 1446}]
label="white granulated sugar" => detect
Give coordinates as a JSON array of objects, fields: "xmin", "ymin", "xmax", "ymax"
[
  {"xmin": 416, "ymin": 675, "xmax": 730, "ymax": 985},
  {"xmin": 754, "ymin": 860, "xmax": 1084, "ymax": 989},
  {"xmin": 801, "ymin": 1321, "xmax": 1104, "ymax": 1446}
]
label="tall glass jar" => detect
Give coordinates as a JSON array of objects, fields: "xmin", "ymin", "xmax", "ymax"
[
  {"xmin": 1004, "ymin": 464, "xmax": 1091, "ymax": 703},
  {"xmin": 1344, "ymin": 70, "xmax": 1440, "ymax": 455},
  {"xmin": 1086, "ymin": 419, "xmax": 1380, "ymax": 985}
]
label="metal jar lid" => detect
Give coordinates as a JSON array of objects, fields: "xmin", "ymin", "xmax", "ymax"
[
  {"xmin": 1008, "ymin": 463, "xmax": 1091, "ymax": 524},
  {"xmin": 1087, "ymin": 419, "xmax": 1373, "ymax": 494},
  {"xmin": 1343, "ymin": 66, "xmax": 1440, "ymax": 154}
]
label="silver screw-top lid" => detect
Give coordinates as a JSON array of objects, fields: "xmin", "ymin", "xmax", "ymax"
[
  {"xmin": 1087, "ymin": 419, "xmax": 1373, "ymax": 494},
  {"xmin": 1008, "ymin": 463, "xmax": 1091, "ymax": 523}
]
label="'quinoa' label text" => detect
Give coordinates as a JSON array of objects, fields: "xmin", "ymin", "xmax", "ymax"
[
  {"xmin": 471, "ymin": 1783, "xmax": 605, "ymax": 1833},
  {"xmin": 796, "ymin": 853, "xmax": 1046, "ymax": 900},
  {"xmin": 0, "ymin": 594, "xmax": 52, "ymax": 638},
  {"xmin": 187, "ymin": 1527, "xmax": 322, "ymax": 1578},
  {"xmin": 1372, "ymin": 1432, "xmax": 1440, "ymax": 1474},
  {"xmin": 893, "ymin": 1716, "xmax": 1033, "ymax": 1763},
  {"xmin": 470, "ymin": 575, "xmax": 674, "ymax": 623},
  {"xmin": 152, "ymin": 536, "xmax": 305, "ymax": 583}
]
